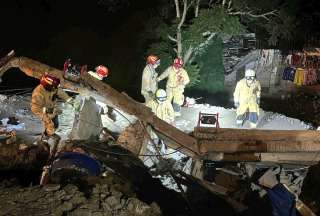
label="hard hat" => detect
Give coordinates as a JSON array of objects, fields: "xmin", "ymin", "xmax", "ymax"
[
  {"xmin": 155, "ymin": 89, "xmax": 167, "ymax": 102},
  {"xmin": 95, "ymin": 65, "xmax": 109, "ymax": 79},
  {"xmin": 147, "ymin": 55, "xmax": 160, "ymax": 65},
  {"xmin": 40, "ymin": 74, "xmax": 60, "ymax": 91},
  {"xmin": 245, "ymin": 69, "xmax": 256, "ymax": 77},
  {"xmin": 173, "ymin": 57, "xmax": 183, "ymax": 68}
]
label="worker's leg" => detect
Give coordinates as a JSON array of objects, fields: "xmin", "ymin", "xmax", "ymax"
[
  {"xmin": 142, "ymin": 93, "xmax": 151, "ymax": 104},
  {"xmin": 166, "ymin": 87, "xmax": 174, "ymax": 103},
  {"xmin": 236, "ymin": 114, "xmax": 246, "ymax": 127},
  {"xmin": 172, "ymin": 87, "xmax": 184, "ymax": 116},
  {"xmin": 248, "ymin": 112, "xmax": 258, "ymax": 129}
]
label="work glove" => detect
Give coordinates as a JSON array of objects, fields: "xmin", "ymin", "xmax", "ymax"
[
  {"xmin": 234, "ymin": 101, "xmax": 240, "ymax": 108},
  {"xmin": 53, "ymin": 107, "xmax": 63, "ymax": 116},
  {"xmin": 147, "ymin": 91, "xmax": 154, "ymax": 98},
  {"xmin": 66, "ymin": 97, "xmax": 75, "ymax": 107}
]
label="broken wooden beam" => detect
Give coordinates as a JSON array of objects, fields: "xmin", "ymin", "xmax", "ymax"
[{"xmin": 194, "ymin": 127, "xmax": 320, "ymax": 153}]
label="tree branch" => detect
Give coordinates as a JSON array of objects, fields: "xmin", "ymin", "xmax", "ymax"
[
  {"xmin": 228, "ymin": 10, "xmax": 277, "ymax": 21},
  {"xmin": 168, "ymin": 34, "xmax": 178, "ymax": 42},
  {"xmin": 174, "ymin": 0, "xmax": 181, "ymax": 18}
]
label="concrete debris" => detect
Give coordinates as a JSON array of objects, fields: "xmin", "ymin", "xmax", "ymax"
[{"xmin": 0, "ymin": 180, "xmax": 162, "ymax": 216}]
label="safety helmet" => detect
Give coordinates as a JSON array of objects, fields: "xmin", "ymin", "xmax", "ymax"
[
  {"xmin": 147, "ymin": 55, "xmax": 160, "ymax": 65},
  {"xmin": 173, "ymin": 57, "xmax": 183, "ymax": 68},
  {"xmin": 95, "ymin": 65, "xmax": 109, "ymax": 79},
  {"xmin": 245, "ymin": 69, "xmax": 256, "ymax": 78},
  {"xmin": 155, "ymin": 89, "xmax": 167, "ymax": 102},
  {"xmin": 40, "ymin": 74, "xmax": 60, "ymax": 91}
]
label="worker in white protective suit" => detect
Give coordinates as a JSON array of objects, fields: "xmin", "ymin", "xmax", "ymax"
[
  {"xmin": 141, "ymin": 55, "xmax": 160, "ymax": 103},
  {"xmin": 146, "ymin": 89, "xmax": 175, "ymax": 124},
  {"xmin": 157, "ymin": 57, "xmax": 190, "ymax": 116},
  {"xmin": 233, "ymin": 69, "xmax": 261, "ymax": 128}
]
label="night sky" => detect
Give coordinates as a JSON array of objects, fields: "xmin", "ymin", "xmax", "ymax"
[
  {"xmin": 0, "ymin": 0, "xmax": 161, "ymax": 100},
  {"xmin": 0, "ymin": 0, "xmax": 320, "ymax": 100}
]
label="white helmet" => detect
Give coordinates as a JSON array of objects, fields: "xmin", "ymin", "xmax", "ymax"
[
  {"xmin": 245, "ymin": 69, "xmax": 256, "ymax": 78},
  {"xmin": 155, "ymin": 89, "xmax": 167, "ymax": 102}
]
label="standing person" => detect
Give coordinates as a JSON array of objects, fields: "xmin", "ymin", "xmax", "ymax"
[
  {"xmin": 157, "ymin": 57, "xmax": 190, "ymax": 116},
  {"xmin": 31, "ymin": 74, "xmax": 72, "ymax": 145},
  {"xmin": 233, "ymin": 69, "xmax": 261, "ymax": 128},
  {"xmin": 141, "ymin": 55, "xmax": 160, "ymax": 103}
]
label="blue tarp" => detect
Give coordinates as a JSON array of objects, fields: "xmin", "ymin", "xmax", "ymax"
[{"xmin": 267, "ymin": 184, "xmax": 296, "ymax": 216}]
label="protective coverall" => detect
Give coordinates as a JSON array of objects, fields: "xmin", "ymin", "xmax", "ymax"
[
  {"xmin": 146, "ymin": 99, "xmax": 175, "ymax": 124},
  {"xmin": 31, "ymin": 84, "xmax": 71, "ymax": 136},
  {"xmin": 157, "ymin": 66, "xmax": 190, "ymax": 112},
  {"xmin": 233, "ymin": 78, "xmax": 261, "ymax": 128},
  {"xmin": 141, "ymin": 65, "xmax": 158, "ymax": 103}
]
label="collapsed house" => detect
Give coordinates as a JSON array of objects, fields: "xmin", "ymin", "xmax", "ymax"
[{"xmin": 0, "ymin": 51, "xmax": 319, "ymax": 215}]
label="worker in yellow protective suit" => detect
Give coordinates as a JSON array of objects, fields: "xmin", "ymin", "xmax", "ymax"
[
  {"xmin": 31, "ymin": 74, "xmax": 72, "ymax": 143},
  {"xmin": 157, "ymin": 57, "xmax": 190, "ymax": 116},
  {"xmin": 146, "ymin": 88, "xmax": 174, "ymax": 153},
  {"xmin": 233, "ymin": 69, "xmax": 261, "ymax": 128},
  {"xmin": 147, "ymin": 89, "xmax": 175, "ymax": 124},
  {"xmin": 141, "ymin": 55, "xmax": 160, "ymax": 103}
]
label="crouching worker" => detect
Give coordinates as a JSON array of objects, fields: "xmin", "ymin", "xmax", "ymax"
[
  {"xmin": 146, "ymin": 89, "xmax": 174, "ymax": 153},
  {"xmin": 147, "ymin": 89, "xmax": 175, "ymax": 124},
  {"xmin": 233, "ymin": 69, "xmax": 261, "ymax": 128},
  {"xmin": 31, "ymin": 74, "xmax": 73, "ymax": 146}
]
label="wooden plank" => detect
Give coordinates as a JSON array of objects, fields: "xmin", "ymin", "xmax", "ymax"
[{"xmin": 195, "ymin": 127, "xmax": 320, "ymax": 153}]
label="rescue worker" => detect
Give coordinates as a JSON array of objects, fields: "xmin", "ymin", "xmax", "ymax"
[
  {"xmin": 157, "ymin": 57, "xmax": 190, "ymax": 116},
  {"xmin": 146, "ymin": 89, "xmax": 175, "ymax": 124},
  {"xmin": 141, "ymin": 55, "xmax": 160, "ymax": 103},
  {"xmin": 146, "ymin": 89, "xmax": 173, "ymax": 154},
  {"xmin": 233, "ymin": 69, "xmax": 261, "ymax": 128},
  {"xmin": 31, "ymin": 74, "xmax": 72, "ymax": 144}
]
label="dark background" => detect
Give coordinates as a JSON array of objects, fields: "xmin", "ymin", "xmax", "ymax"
[{"xmin": 0, "ymin": 0, "xmax": 320, "ymax": 101}]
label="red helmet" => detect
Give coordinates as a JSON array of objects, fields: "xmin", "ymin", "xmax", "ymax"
[
  {"xmin": 95, "ymin": 65, "xmax": 109, "ymax": 79},
  {"xmin": 173, "ymin": 57, "xmax": 183, "ymax": 68},
  {"xmin": 147, "ymin": 55, "xmax": 160, "ymax": 65},
  {"xmin": 40, "ymin": 74, "xmax": 60, "ymax": 91}
]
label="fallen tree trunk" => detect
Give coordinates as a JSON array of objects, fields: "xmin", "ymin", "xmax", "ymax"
[{"xmin": 0, "ymin": 55, "xmax": 199, "ymax": 156}]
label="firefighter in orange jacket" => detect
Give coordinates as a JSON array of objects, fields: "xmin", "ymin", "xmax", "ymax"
[{"xmin": 31, "ymin": 74, "xmax": 72, "ymax": 142}]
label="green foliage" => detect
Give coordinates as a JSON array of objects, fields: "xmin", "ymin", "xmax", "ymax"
[
  {"xmin": 183, "ymin": 8, "xmax": 246, "ymax": 51},
  {"xmin": 193, "ymin": 37, "xmax": 225, "ymax": 92}
]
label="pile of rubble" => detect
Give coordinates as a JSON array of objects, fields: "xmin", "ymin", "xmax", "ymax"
[{"xmin": 0, "ymin": 176, "xmax": 161, "ymax": 216}]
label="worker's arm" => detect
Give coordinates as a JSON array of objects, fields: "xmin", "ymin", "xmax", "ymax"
[
  {"xmin": 256, "ymin": 81, "xmax": 261, "ymax": 105},
  {"xmin": 182, "ymin": 69, "xmax": 190, "ymax": 86},
  {"xmin": 141, "ymin": 67, "xmax": 152, "ymax": 93},
  {"xmin": 233, "ymin": 81, "xmax": 241, "ymax": 107},
  {"xmin": 157, "ymin": 67, "xmax": 171, "ymax": 82},
  {"xmin": 57, "ymin": 88, "xmax": 72, "ymax": 103}
]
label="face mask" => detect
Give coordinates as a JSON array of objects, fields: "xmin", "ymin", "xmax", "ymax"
[{"xmin": 157, "ymin": 97, "xmax": 166, "ymax": 103}]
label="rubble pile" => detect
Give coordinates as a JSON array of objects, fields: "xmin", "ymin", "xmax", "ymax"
[
  {"xmin": 0, "ymin": 177, "xmax": 161, "ymax": 216},
  {"xmin": 262, "ymin": 92, "xmax": 320, "ymax": 127}
]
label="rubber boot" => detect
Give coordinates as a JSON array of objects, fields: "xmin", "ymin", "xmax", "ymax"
[{"xmin": 250, "ymin": 122, "xmax": 257, "ymax": 129}]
